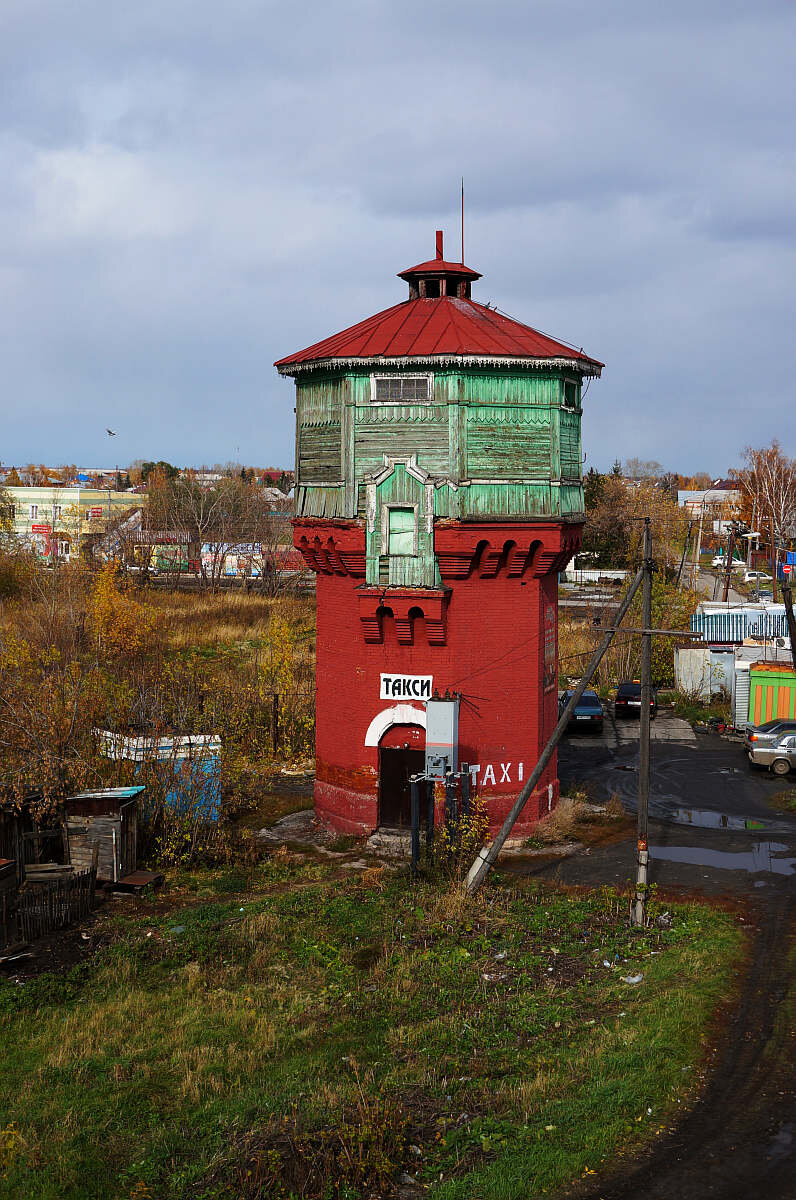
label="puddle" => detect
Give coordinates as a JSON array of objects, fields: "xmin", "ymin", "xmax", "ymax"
[
  {"xmin": 649, "ymin": 841, "xmax": 795, "ymax": 876},
  {"xmin": 767, "ymin": 1121, "xmax": 793, "ymax": 1165},
  {"xmin": 664, "ymin": 807, "xmax": 769, "ymax": 832}
]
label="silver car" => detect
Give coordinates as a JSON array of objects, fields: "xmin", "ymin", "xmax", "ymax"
[
  {"xmin": 747, "ymin": 728, "xmax": 796, "ymax": 775},
  {"xmin": 743, "ymin": 718, "xmax": 796, "ymax": 753}
]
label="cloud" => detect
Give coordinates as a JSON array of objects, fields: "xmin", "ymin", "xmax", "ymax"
[{"xmin": 0, "ymin": 0, "xmax": 794, "ymax": 473}]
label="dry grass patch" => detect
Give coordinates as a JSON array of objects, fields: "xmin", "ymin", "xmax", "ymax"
[
  {"xmin": 149, "ymin": 589, "xmax": 315, "ymax": 651},
  {"xmin": 533, "ymin": 796, "xmax": 589, "ymax": 844}
]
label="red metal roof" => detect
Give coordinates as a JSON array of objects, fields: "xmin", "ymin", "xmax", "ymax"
[
  {"xmin": 397, "ymin": 257, "xmax": 481, "ymax": 281},
  {"xmin": 275, "ymin": 296, "xmax": 603, "ymax": 373}
]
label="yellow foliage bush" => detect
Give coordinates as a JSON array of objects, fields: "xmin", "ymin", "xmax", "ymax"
[{"xmin": 90, "ymin": 563, "xmax": 157, "ymax": 659}]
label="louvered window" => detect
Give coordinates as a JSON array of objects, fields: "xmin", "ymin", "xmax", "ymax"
[{"xmin": 371, "ymin": 374, "xmax": 431, "ymax": 404}]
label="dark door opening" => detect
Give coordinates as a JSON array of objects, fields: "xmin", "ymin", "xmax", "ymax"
[{"xmin": 378, "ymin": 747, "xmax": 425, "ymax": 828}]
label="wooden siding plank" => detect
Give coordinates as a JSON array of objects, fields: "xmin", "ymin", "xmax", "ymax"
[
  {"xmin": 342, "ymin": 379, "xmax": 356, "ymax": 517},
  {"xmin": 355, "ymin": 417, "xmax": 449, "ymax": 477},
  {"xmin": 466, "ymin": 419, "xmax": 551, "ymax": 479},
  {"xmin": 298, "ymin": 423, "xmax": 342, "ymax": 482}
]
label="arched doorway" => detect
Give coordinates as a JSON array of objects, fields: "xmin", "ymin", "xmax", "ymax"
[{"xmin": 378, "ymin": 723, "xmax": 425, "ymax": 828}]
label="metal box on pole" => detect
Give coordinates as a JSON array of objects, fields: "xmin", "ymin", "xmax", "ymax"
[{"xmin": 425, "ymin": 696, "xmax": 459, "ymax": 780}]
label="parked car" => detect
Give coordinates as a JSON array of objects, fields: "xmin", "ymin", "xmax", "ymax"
[
  {"xmin": 742, "ymin": 569, "xmax": 773, "ymax": 585},
  {"xmin": 559, "ymin": 689, "xmax": 604, "ymax": 732},
  {"xmin": 743, "ymin": 718, "xmax": 796, "ymax": 753},
  {"xmin": 711, "ymin": 555, "xmax": 744, "ymax": 570},
  {"xmin": 614, "ymin": 681, "xmax": 657, "ymax": 719},
  {"xmin": 746, "ymin": 728, "xmax": 796, "ymax": 775}
]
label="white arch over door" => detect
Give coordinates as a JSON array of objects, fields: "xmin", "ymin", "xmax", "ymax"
[{"xmin": 364, "ymin": 703, "xmax": 427, "ymax": 747}]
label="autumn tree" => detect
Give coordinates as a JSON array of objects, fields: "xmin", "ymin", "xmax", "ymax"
[
  {"xmin": 732, "ymin": 440, "xmax": 796, "ymax": 601},
  {"xmin": 0, "ymin": 565, "xmax": 123, "ymax": 809},
  {"xmin": 582, "ymin": 475, "xmax": 689, "ymax": 574},
  {"xmin": 0, "ymin": 484, "xmax": 13, "ymax": 545},
  {"xmin": 624, "ymin": 457, "xmax": 664, "ymax": 481},
  {"xmin": 90, "ymin": 562, "xmax": 157, "ymax": 659}
]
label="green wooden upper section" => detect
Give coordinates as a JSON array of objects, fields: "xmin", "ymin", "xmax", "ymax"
[{"xmin": 292, "ymin": 366, "xmax": 585, "ymax": 526}]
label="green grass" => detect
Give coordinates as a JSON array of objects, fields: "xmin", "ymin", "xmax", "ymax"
[
  {"xmin": 0, "ymin": 862, "xmax": 741, "ymax": 1199},
  {"xmin": 668, "ymin": 691, "xmax": 731, "ymax": 726},
  {"xmin": 767, "ymin": 786, "xmax": 796, "ymax": 813}
]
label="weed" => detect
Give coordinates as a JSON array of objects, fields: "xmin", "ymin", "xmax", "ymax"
[
  {"xmin": 430, "ymin": 797, "xmax": 489, "ymax": 880},
  {"xmin": 671, "ymin": 692, "xmax": 731, "ymax": 726},
  {"xmin": 0, "ymin": 866, "xmax": 741, "ymax": 1200},
  {"xmin": 767, "ymin": 787, "xmax": 796, "ymax": 813},
  {"xmin": 605, "ymin": 793, "xmax": 626, "ymax": 819},
  {"xmin": 327, "ymin": 834, "xmax": 359, "ymax": 853},
  {"xmin": 0, "ymin": 1126, "xmax": 25, "ymax": 1180},
  {"xmin": 532, "ymin": 796, "xmax": 588, "ymax": 844}
]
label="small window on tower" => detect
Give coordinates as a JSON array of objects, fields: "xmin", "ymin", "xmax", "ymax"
[
  {"xmin": 387, "ymin": 507, "xmax": 416, "ymax": 556},
  {"xmin": 372, "ymin": 375, "xmax": 432, "ymax": 404},
  {"xmin": 563, "ymin": 381, "xmax": 579, "ymax": 408}
]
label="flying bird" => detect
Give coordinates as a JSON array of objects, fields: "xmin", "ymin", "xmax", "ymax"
[{"xmin": 106, "ymin": 428, "xmax": 116, "ymax": 437}]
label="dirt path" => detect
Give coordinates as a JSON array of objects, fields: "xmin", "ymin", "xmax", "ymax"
[{"xmin": 569, "ymin": 890, "xmax": 793, "ymax": 1200}]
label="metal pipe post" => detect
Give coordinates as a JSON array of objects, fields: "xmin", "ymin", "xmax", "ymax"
[
  {"xmin": 445, "ymin": 771, "xmax": 457, "ymax": 827},
  {"xmin": 460, "ymin": 763, "xmax": 471, "ymax": 819},
  {"xmin": 410, "ymin": 778, "xmax": 420, "ymax": 880},
  {"xmin": 632, "ymin": 520, "xmax": 653, "ymax": 927},
  {"xmin": 425, "ymin": 779, "xmax": 435, "ymax": 861}
]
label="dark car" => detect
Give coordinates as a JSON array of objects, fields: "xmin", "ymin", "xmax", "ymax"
[
  {"xmin": 559, "ymin": 689, "xmax": 604, "ymax": 732},
  {"xmin": 614, "ymin": 681, "xmax": 657, "ymax": 719},
  {"xmin": 743, "ymin": 718, "xmax": 796, "ymax": 754}
]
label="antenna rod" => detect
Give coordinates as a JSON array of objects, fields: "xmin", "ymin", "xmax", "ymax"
[{"xmin": 461, "ymin": 176, "xmax": 468, "ymax": 264}]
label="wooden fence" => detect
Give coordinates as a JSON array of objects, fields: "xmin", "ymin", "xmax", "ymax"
[{"xmin": 18, "ymin": 868, "xmax": 97, "ymax": 942}]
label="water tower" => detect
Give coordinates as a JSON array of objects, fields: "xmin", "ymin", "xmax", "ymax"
[{"xmin": 276, "ymin": 233, "xmax": 602, "ymax": 835}]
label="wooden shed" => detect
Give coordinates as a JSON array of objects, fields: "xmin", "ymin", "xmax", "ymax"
[{"xmin": 65, "ymin": 787, "xmax": 144, "ymax": 884}]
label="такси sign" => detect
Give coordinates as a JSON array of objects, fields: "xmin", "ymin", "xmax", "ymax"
[{"xmin": 380, "ymin": 673, "xmax": 433, "ymax": 700}]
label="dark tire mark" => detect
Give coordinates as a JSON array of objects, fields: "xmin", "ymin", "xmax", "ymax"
[{"xmin": 570, "ymin": 891, "xmax": 794, "ymax": 1200}]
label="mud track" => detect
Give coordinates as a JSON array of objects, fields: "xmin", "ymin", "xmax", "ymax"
[{"xmin": 572, "ymin": 890, "xmax": 794, "ymax": 1200}]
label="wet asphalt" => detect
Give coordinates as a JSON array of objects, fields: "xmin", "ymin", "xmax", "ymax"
[{"xmin": 541, "ymin": 711, "xmax": 796, "ymax": 897}]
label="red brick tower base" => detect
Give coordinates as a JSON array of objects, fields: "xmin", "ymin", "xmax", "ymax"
[{"xmin": 296, "ymin": 518, "xmax": 581, "ymax": 838}]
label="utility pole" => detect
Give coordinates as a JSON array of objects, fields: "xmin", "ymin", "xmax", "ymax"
[
  {"xmin": 782, "ymin": 584, "xmax": 796, "ymax": 674},
  {"xmin": 721, "ymin": 523, "xmax": 737, "ymax": 604},
  {"xmin": 676, "ymin": 520, "xmax": 693, "ymax": 591},
  {"xmin": 748, "ymin": 500, "xmax": 756, "ymax": 568},
  {"xmin": 632, "ymin": 519, "xmax": 653, "ymax": 927},
  {"xmin": 690, "ymin": 503, "xmax": 704, "ymax": 589}
]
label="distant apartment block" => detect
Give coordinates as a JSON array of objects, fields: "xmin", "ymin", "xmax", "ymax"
[{"xmin": 2, "ymin": 486, "xmax": 145, "ymax": 560}]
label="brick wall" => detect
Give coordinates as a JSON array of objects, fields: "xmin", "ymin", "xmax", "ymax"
[{"xmin": 309, "ymin": 521, "xmax": 576, "ymax": 836}]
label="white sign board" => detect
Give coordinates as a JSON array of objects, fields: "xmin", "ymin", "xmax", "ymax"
[{"xmin": 380, "ymin": 673, "xmax": 433, "ymax": 700}]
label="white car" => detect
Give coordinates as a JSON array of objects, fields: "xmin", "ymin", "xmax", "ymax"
[
  {"xmin": 743, "ymin": 569, "xmax": 772, "ymax": 585},
  {"xmin": 711, "ymin": 556, "xmax": 745, "ymax": 571}
]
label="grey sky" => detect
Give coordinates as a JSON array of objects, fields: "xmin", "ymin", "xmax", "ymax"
[{"xmin": 2, "ymin": 0, "xmax": 793, "ymax": 474}]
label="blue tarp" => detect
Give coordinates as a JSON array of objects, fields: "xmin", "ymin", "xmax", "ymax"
[{"xmin": 158, "ymin": 752, "xmax": 221, "ymax": 821}]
